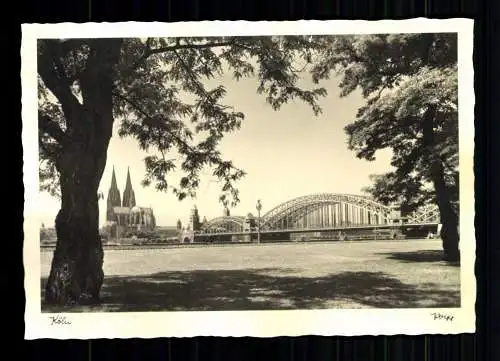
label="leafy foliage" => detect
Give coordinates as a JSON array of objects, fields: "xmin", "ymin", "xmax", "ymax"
[
  {"xmin": 38, "ymin": 36, "xmax": 328, "ymax": 208},
  {"xmin": 362, "ymin": 173, "xmax": 435, "ymax": 215},
  {"xmin": 311, "ymin": 33, "xmax": 459, "ymax": 211}
]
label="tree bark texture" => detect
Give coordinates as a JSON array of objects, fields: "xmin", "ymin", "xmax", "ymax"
[
  {"xmin": 422, "ymin": 105, "xmax": 460, "ymax": 263},
  {"xmin": 45, "ymin": 154, "xmax": 105, "ymax": 305},
  {"xmin": 43, "ymin": 39, "xmax": 123, "ymax": 305}
]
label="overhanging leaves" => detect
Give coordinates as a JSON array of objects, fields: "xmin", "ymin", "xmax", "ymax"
[
  {"xmin": 313, "ymin": 33, "xmax": 458, "ymax": 211},
  {"xmin": 38, "ymin": 36, "xmax": 329, "ymax": 208}
]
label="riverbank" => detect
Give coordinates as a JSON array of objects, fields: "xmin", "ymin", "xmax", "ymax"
[{"xmin": 40, "ymin": 237, "xmax": 436, "ymax": 252}]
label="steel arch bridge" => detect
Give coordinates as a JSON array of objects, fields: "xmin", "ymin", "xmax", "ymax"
[
  {"xmin": 201, "ymin": 193, "xmax": 440, "ymax": 236},
  {"xmin": 259, "ymin": 193, "xmax": 393, "ymax": 230},
  {"xmin": 202, "ymin": 216, "xmax": 248, "ymax": 233}
]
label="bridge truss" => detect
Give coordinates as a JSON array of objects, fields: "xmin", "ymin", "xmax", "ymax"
[
  {"xmin": 406, "ymin": 204, "xmax": 441, "ymax": 224},
  {"xmin": 259, "ymin": 193, "xmax": 393, "ymax": 231},
  {"xmin": 202, "ymin": 216, "xmax": 247, "ymax": 233},
  {"xmin": 201, "ymin": 193, "xmax": 442, "ymax": 236}
]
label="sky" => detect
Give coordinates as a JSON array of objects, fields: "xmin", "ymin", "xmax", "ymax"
[{"xmin": 37, "ymin": 67, "xmax": 394, "ymax": 228}]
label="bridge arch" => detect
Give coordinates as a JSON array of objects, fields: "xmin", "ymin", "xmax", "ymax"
[
  {"xmin": 203, "ymin": 216, "xmax": 247, "ymax": 232},
  {"xmin": 200, "ymin": 194, "xmax": 441, "ymax": 235},
  {"xmin": 260, "ymin": 193, "xmax": 393, "ymax": 230}
]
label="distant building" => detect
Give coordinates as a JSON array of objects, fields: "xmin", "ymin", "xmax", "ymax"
[
  {"xmin": 104, "ymin": 166, "xmax": 156, "ymax": 238},
  {"xmin": 155, "ymin": 226, "xmax": 179, "ymax": 240},
  {"xmin": 189, "ymin": 205, "xmax": 201, "ymax": 232},
  {"xmin": 40, "ymin": 226, "xmax": 57, "ymax": 244}
]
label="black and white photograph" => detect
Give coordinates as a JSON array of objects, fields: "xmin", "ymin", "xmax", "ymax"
[{"xmin": 22, "ymin": 19, "xmax": 475, "ymax": 339}]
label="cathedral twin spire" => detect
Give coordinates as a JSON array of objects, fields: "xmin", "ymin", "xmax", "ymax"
[
  {"xmin": 106, "ymin": 166, "xmax": 136, "ymax": 212},
  {"xmin": 105, "ymin": 166, "xmax": 156, "ymax": 228},
  {"xmin": 122, "ymin": 167, "xmax": 136, "ymax": 208},
  {"xmin": 107, "ymin": 166, "xmax": 121, "ymax": 208}
]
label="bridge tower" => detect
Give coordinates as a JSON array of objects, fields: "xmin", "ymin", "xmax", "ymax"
[
  {"xmin": 180, "ymin": 229, "xmax": 195, "ymax": 243},
  {"xmin": 189, "ymin": 205, "xmax": 201, "ymax": 231},
  {"xmin": 389, "ymin": 202, "xmax": 403, "ymax": 224},
  {"xmin": 242, "ymin": 213, "xmax": 255, "ymax": 242},
  {"xmin": 181, "ymin": 206, "xmax": 200, "ymax": 243}
]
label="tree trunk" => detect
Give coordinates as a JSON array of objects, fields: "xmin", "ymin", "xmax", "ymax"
[
  {"xmin": 433, "ymin": 165, "xmax": 460, "ymax": 262},
  {"xmin": 45, "ymin": 151, "xmax": 105, "ymax": 305},
  {"xmin": 44, "ymin": 105, "xmax": 115, "ymax": 305},
  {"xmin": 422, "ymin": 105, "xmax": 460, "ymax": 263},
  {"xmin": 43, "ymin": 39, "xmax": 123, "ymax": 305}
]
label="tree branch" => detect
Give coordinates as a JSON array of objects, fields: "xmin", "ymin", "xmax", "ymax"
[
  {"xmin": 111, "ymin": 91, "xmax": 244, "ymax": 172},
  {"xmin": 173, "ymin": 49, "xmax": 209, "ymax": 99},
  {"xmin": 112, "ymin": 91, "xmax": 199, "ymax": 155},
  {"xmin": 172, "ymin": 49, "xmax": 237, "ymax": 129},
  {"xmin": 120, "ymin": 39, "xmax": 235, "ymax": 80},
  {"xmin": 148, "ymin": 40, "xmax": 234, "ymax": 56},
  {"xmin": 38, "ymin": 41, "xmax": 82, "ymax": 123},
  {"xmin": 58, "ymin": 39, "xmax": 90, "ymax": 56},
  {"xmin": 38, "ymin": 112, "xmax": 66, "ymax": 144}
]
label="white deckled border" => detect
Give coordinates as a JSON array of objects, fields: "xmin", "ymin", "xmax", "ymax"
[{"xmin": 22, "ymin": 18, "xmax": 476, "ymax": 339}]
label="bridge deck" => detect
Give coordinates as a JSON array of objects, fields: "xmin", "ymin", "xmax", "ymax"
[{"xmin": 196, "ymin": 222, "xmax": 439, "ymax": 237}]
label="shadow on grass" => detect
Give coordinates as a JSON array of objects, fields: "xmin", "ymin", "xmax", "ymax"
[
  {"xmin": 41, "ymin": 267, "xmax": 460, "ymax": 312},
  {"xmin": 378, "ymin": 250, "xmax": 460, "ymax": 267}
]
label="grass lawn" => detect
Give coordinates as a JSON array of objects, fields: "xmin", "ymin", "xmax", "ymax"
[{"xmin": 40, "ymin": 239, "xmax": 460, "ymax": 312}]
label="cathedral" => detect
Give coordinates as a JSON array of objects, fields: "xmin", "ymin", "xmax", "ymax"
[{"xmin": 105, "ymin": 166, "xmax": 156, "ymax": 232}]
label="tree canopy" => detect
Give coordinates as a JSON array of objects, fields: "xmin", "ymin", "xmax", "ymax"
[
  {"xmin": 38, "ymin": 34, "xmax": 460, "ymax": 220},
  {"xmin": 38, "ymin": 36, "xmax": 327, "ymax": 208},
  {"xmin": 310, "ymin": 33, "xmax": 459, "ymax": 213}
]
